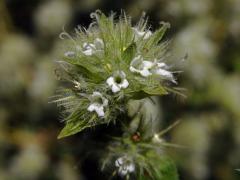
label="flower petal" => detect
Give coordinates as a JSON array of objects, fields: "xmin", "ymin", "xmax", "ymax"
[
  {"xmin": 143, "ymin": 30, "xmax": 152, "ymax": 39},
  {"xmin": 111, "ymin": 84, "xmax": 121, "ymax": 93},
  {"xmin": 142, "ymin": 61, "xmax": 154, "ymax": 69},
  {"xmin": 130, "ymin": 56, "xmax": 154, "ymax": 77},
  {"xmin": 115, "ymin": 157, "xmax": 123, "ymax": 167},
  {"xmin": 157, "ymin": 62, "xmax": 168, "ymax": 68},
  {"xmin": 106, "ymin": 76, "xmax": 120, "ymax": 93},
  {"xmin": 95, "ymin": 106, "xmax": 105, "ymax": 117},
  {"xmin": 82, "ymin": 43, "xmax": 96, "ymax": 56},
  {"xmin": 140, "ymin": 69, "xmax": 152, "ymax": 77},
  {"xmin": 133, "ymin": 28, "xmax": 152, "ymax": 40},
  {"xmin": 128, "ymin": 164, "xmax": 135, "ymax": 172},
  {"xmin": 129, "ymin": 66, "xmax": 139, "ymax": 73},
  {"xmin": 87, "ymin": 104, "xmax": 96, "ymax": 112},
  {"xmin": 155, "ymin": 68, "xmax": 173, "ymax": 78},
  {"xmin": 106, "ymin": 76, "xmax": 114, "ymax": 86},
  {"xmin": 120, "ymin": 79, "xmax": 129, "ymax": 88},
  {"xmin": 83, "ymin": 48, "xmax": 93, "ymax": 56}
]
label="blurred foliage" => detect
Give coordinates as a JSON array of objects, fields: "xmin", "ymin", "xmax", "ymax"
[{"xmin": 0, "ymin": 0, "xmax": 240, "ymax": 179}]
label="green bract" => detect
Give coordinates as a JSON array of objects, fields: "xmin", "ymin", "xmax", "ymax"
[{"xmin": 54, "ymin": 11, "xmax": 177, "ymax": 138}]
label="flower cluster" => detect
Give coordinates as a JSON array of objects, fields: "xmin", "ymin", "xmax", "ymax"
[
  {"xmin": 101, "ymin": 124, "xmax": 180, "ymax": 179},
  {"xmin": 54, "ymin": 11, "xmax": 179, "ymax": 139}
]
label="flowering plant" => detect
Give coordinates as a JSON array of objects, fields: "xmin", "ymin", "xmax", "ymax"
[{"xmin": 53, "ymin": 10, "xmax": 183, "ymax": 179}]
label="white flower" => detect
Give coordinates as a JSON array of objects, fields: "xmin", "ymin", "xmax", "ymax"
[
  {"xmin": 115, "ymin": 156, "xmax": 135, "ymax": 176},
  {"xmin": 133, "ymin": 27, "xmax": 152, "ymax": 40},
  {"xmin": 82, "ymin": 42, "xmax": 95, "ymax": 56},
  {"xmin": 106, "ymin": 71, "xmax": 129, "ymax": 93},
  {"xmin": 82, "ymin": 38, "xmax": 104, "ymax": 56},
  {"xmin": 130, "ymin": 55, "xmax": 154, "ymax": 77},
  {"xmin": 87, "ymin": 92, "xmax": 108, "ymax": 117},
  {"xmin": 64, "ymin": 51, "xmax": 75, "ymax": 57},
  {"xmin": 152, "ymin": 62, "xmax": 176, "ymax": 83},
  {"xmin": 130, "ymin": 56, "xmax": 177, "ymax": 83}
]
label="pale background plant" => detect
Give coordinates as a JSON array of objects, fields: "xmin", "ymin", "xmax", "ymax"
[{"xmin": 0, "ymin": 0, "xmax": 240, "ymax": 179}]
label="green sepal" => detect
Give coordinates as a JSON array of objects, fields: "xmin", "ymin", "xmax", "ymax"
[
  {"xmin": 139, "ymin": 153, "xmax": 179, "ymax": 180},
  {"xmin": 146, "ymin": 22, "xmax": 170, "ymax": 48},
  {"xmin": 129, "ymin": 86, "xmax": 167, "ymax": 100},
  {"xmin": 152, "ymin": 22, "xmax": 170, "ymax": 44},
  {"xmin": 143, "ymin": 86, "xmax": 168, "ymax": 96},
  {"xmin": 122, "ymin": 42, "xmax": 137, "ymax": 64}
]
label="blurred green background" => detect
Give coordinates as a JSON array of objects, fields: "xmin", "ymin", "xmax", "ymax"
[{"xmin": 0, "ymin": 0, "xmax": 240, "ymax": 179}]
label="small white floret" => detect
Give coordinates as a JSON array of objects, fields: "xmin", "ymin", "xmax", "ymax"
[
  {"xmin": 130, "ymin": 55, "xmax": 154, "ymax": 77},
  {"xmin": 133, "ymin": 27, "xmax": 152, "ymax": 40},
  {"xmin": 82, "ymin": 42, "xmax": 95, "ymax": 56},
  {"xmin": 115, "ymin": 156, "xmax": 135, "ymax": 176},
  {"xmin": 87, "ymin": 92, "xmax": 108, "ymax": 117},
  {"xmin": 82, "ymin": 38, "xmax": 104, "ymax": 56},
  {"xmin": 106, "ymin": 71, "xmax": 129, "ymax": 93}
]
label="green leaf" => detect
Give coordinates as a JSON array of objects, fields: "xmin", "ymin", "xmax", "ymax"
[
  {"xmin": 58, "ymin": 120, "xmax": 89, "ymax": 139},
  {"xmin": 122, "ymin": 42, "xmax": 137, "ymax": 64},
  {"xmin": 63, "ymin": 58, "xmax": 105, "ymax": 82},
  {"xmin": 143, "ymin": 86, "xmax": 168, "ymax": 96}
]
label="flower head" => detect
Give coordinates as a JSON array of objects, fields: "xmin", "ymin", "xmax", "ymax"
[
  {"xmin": 115, "ymin": 156, "xmax": 135, "ymax": 176},
  {"xmin": 55, "ymin": 11, "xmax": 181, "ymax": 139},
  {"xmin": 87, "ymin": 92, "xmax": 108, "ymax": 117},
  {"xmin": 133, "ymin": 27, "xmax": 152, "ymax": 40},
  {"xmin": 106, "ymin": 71, "xmax": 129, "ymax": 93}
]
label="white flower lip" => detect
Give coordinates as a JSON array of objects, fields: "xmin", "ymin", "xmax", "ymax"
[
  {"xmin": 106, "ymin": 71, "xmax": 129, "ymax": 93},
  {"xmin": 115, "ymin": 156, "xmax": 135, "ymax": 176},
  {"xmin": 87, "ymin": 91, "xmax": 108, "ymax": 117},
  {"xmin": 82, "ymin": 38, "xmax": 104, "ymax": 56},
  {"xmin": 133, "ymin": 27, "xmax": 152, "ymax": 40},
  {"xmin": 153, "ymin": 62, "xmax": 177, "ymax": 83}
]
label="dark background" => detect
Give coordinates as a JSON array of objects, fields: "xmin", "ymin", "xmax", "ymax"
[{"xmin": 0, "ymin": 0, "xmax": 240, "ymax": 179}]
